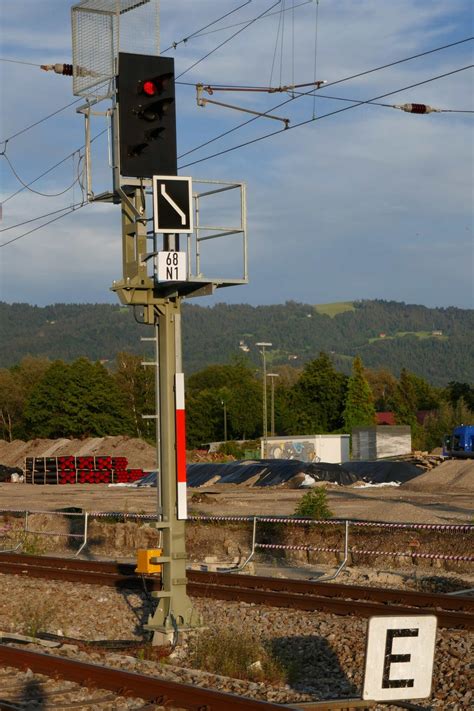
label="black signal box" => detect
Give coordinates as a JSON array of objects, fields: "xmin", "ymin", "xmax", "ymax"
[{"xmin": 117, "ymin": 52, "xmax": 177, "ymax": 178}]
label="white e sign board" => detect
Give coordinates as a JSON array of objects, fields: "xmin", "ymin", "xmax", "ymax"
[{"xmin": 363, "ymin": 615, "xmax": 437, "ymax": 702}]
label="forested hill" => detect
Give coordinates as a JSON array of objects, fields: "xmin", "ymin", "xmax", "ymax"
[{"xmin": 1, "ymin": 300, "xmax": 472, "ymax": 386}]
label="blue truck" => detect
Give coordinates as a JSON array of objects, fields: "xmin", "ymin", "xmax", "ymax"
[{"xmin": 443, "ymin": 425, "xmax": 474, "ymax": 459}]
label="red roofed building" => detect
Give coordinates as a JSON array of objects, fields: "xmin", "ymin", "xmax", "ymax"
[
  {"xmin": 376, "ymin": 411, "xmax": 436, "ymax": 426},
  {"xmin": 376, "ymin": 412, "xmax": 396, "ymax": 425}
]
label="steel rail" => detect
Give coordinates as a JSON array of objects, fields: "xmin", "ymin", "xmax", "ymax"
[
  {"xmin": 190, "ymin": 569, "xmax": 473, "ymax": 612},
  {"xmin": 187, "ymin": 580, "xmax": 473, "ymax": 629},
  {"xmin": 0, "ymin": 552, "xmax": 471, "ymax": 610},
  {"xmin": 0, "ymin": 647, "xmax": 435, "ymax": 711},
  {"xmin": 0, "ymin": 645, "xmax": 291, "ymax": 710},
  {"xmin": 1, "ymin": 553, "xmax": 472, "ymax": 629}
]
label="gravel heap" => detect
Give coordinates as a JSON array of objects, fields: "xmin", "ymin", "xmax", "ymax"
[
  {"xmin": 0, "ymin": 436, "xmax": 157, "ymax": 471},
  {"xmin": 402, "ymin": 459, "xmax": 474, "ymax": 494},
  {"xmin": 0, "ymin": 573, "xmax": 471, "ymax": 709}
]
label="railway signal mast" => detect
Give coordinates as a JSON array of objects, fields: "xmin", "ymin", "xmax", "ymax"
[{"xmin": 71, "ymin": 0, "xmax": 247, "ymax": 644}]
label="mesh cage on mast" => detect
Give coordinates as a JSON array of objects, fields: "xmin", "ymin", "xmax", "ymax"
[{"xmin": 71, "ymin": 0, "xmax": 160, "ymax": 99}]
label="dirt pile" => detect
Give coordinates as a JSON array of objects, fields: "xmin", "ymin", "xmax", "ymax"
[
  {"xmin": 402, "ymin": 459, "xmax": 474, "ymax": 494},
  {"xmin": 0, "ymin": 437, "xmax": 157, "ymax": 470}
]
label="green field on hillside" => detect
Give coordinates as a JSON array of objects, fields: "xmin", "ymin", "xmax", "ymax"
[
  {"xmin": 368, "ymin": 331, "xmax": 449, "ymax": 344},
  {"xmin": 314, "ymin": 302, "xmax": 355, "ymax": 318}
]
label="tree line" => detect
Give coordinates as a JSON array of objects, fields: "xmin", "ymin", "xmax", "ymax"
[
  {"xmin": 1, "ymin": 353, "xmax": 472, "ymax": 452},
  {"xmin": 1, "ymin": 299, "xmax": 473, "ymax": 385}
]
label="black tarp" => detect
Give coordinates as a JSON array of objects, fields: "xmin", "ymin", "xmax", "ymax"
[
  {"xmin": 137, "ymin": 460, "xmax": 362, "ymax": 488},
  {"xmin": 0, "ymin": 464, "xmax": 23, "ymax": 482},
  {"xmin": 343, "ymin": 460, "xmax": 424, "ymax": 484},
  {"xmin": 305, "ymin": 462, "xmax": 360, "ymax": 486}
]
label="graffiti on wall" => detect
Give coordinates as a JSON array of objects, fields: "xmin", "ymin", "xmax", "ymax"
[{"xmin": 267, "ymin": 439, "xmax": 320, "ymax": 463}]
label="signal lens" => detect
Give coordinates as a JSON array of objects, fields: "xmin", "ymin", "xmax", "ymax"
[{"xmin": 143, "ymin": 80, "xmax": 156, "ymax": 96}]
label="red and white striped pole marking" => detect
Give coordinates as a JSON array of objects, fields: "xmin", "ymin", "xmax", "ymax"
[{"xmin": 175, "ymin": 373, "xmax": 187, "ymax": 520}]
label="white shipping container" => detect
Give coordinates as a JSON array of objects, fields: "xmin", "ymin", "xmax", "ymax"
[{"xmin": 262, "ymin": 434, "xmax": 350, "ymax": 464}]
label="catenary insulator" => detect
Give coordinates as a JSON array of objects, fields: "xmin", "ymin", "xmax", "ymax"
[{"xmin": 396, "ymin": 103, "xmax": 439, "ymax": 114}]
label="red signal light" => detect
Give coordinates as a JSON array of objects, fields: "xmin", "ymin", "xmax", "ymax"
[{"xmin": 143, "ymin": 80, "xmax": 156, "ymax": 96}]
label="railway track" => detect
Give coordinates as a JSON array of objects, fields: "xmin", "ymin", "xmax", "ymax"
[
  {"xmin": 0, "ymin": 645, "xmax": 292, "ymax": 710},
  {"xmin": 0, "ymin": 647, "xmax": 428, "ymax": 711},
  {"xmin": 0, "ymin": 552, "xmax": 472, "ymax": 629}
]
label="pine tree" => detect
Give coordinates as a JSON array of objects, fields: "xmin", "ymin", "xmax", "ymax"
[
  {"xmin": 391, "ymin": 368, "xmax": 418, "ymax": 427},
  {"xmin": 285, "ymin": 352, "xmax": 347, "ymax": 434},
  {"xmin": 343, "ymin": 356, "xmax": 376, "ymax": 432}
]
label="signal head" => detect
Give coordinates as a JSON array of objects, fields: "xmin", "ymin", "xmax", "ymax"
[{"xmin": 118, "ymin": 53, "xmax": 177, "ymax": 177}]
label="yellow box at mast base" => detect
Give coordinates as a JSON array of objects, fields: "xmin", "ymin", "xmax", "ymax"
[{"xmin": 135, "ymin": 548, "xmax": 162, "ymax": 574}]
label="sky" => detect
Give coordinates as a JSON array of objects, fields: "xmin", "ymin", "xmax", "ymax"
[{"xmin": 0, "ymin": 0, "xmax": 473, "ymax": 310}]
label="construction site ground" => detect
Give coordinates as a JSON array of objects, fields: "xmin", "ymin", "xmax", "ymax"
[
  {"xmin": 0, "ymin": 478, "xmax": 473, "ymax": 524},
  {"xmin": 1, "ymin": 445, "xmax": 473, "ymax": 588},
  {"xmin": 0, "ymin": 435, "xmax": 473, "ymax": 523}
]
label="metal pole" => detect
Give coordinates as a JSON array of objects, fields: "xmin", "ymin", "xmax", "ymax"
[
  {"xmin": 256, "ymin": 343, "xmax": 272, "ymax": 458},
  {"xmin": 222, "ymin": 401, "xmax": 227, "ymax": 442},
  {"xmin": 267, "ymin": 373, "xmax": 279, "ymax": 437},
  {"xmin": 145, "ymin": 297, "xmax": 200, "ymax": 645},
  {"xmin": 154, "ymin": 320, "xmax": 162, "ymax": 517}
]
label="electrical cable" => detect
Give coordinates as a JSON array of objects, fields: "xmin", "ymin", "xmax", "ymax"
[
  {"xmin": 2, "ymin": 151, "xmax": 82, "ymax": 198},
  {"xmin": 0, "ymin": 97, "xmax": 82, "ymax": 145},
  {"xmin": 282, "ymin": 90, "xmax": 474, "ymax": 113},
  {"xmin": 0, "ymin": 58, "xmax": 43, "ymax": 67},
  {"xmin": 0, "ymin": 73, "xmax": 112, "ymax": 148},
  {"xmin": 176, "ymin": 0, "xmax": 282, "ymax": 79},
  {"xmin": 178, "ymin": 36, "xmax": 474, "ymax": 159},
  {"xmin": 194, "ymin": 36, "xmax": 473, "ymax": 92},
  {"xmin": 1, "ymin": 128, "xmax": 107, "ymax": 205},
  {"xmin": 279, "ymin": 0, "xmax": 285, "ymax": 87},
  {"xmin": 0, "ymin": 201, "xmax": 87, "ymax": 248},
  {"xmin": 291, "ymin": 0, "xmax": 296, "ymax": 92},
  {"xmin": 0, "ymin": 205, "xmax": 82, "ymax": 233},
  {"xmin": 312, "ymin": 0, "xmax": 320, "ymax": 118},
  {"xmin": 161, "ymin": 0, "xmax": 253, "ymax": 53},
  {"xmin": 179, "ymin": 65, "xmax": 473, "ymax": 169},
  {"xmin": 269, "ymin": 1, "xmax": 284, "ymax": 87},
  {"xmin": 169, "ymin": 0, "xmax": 313, "ymax": 43}
]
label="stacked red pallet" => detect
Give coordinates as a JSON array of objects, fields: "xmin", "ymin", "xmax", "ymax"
[
  {"xmin": 77, "ymin": 470, "xmax": 112, "ymax": 484},
  {"xmin": 58, "ymin": 456, "xmax": 76, "ymax": 484},
  {"xmin": 118, "ymin": 468, "xmax": 145, "ymax": 483},
  {"xmin": 114, "ymin": 456, "xmax": 128, "ymax": 483},
  {"xmin": 52, "ymin": 456, "xmax": 145, "ymax": 485}
]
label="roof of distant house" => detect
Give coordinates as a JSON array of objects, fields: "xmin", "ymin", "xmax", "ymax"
[{"xmin": 376, "ymin": 411, "xmax": 396, "ymax": 425}]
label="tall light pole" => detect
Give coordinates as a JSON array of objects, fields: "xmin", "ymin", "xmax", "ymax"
[
  {"xmin": 221, "ymin": 399, "xmax": 227, "ymax": 442},
  {"xmin": 267, "ymin": 373, "xmax": 279, "ymax": 437},
  {"xmin": 256, "ymin": 342, "xmax": 272, "ymax": 458}
]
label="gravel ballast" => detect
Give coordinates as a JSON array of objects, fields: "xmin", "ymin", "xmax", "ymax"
[{"xmin": 0, "ymin": 573, "xmax": 471, "ymax": 710}]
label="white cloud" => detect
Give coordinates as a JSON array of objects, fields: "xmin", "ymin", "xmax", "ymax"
[{"xmin": 0, "ymin": 0, "xmax": 473, "ymax": 309}]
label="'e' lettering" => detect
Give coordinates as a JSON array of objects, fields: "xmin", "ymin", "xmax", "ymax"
[{"xmin": 382, "ymin": 628, "xmax": 419, "ymax": 689}]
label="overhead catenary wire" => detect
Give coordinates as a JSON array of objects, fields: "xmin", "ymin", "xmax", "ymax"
[
  {"xmin": 161, "ymin": 0, "xmax": 253, "ymax": 53},
  {"xmin": 166, "ymin": 0, "xmax": 313, "ymax": 45},
  {"xmin": 0, "ymin": 97, "xmax": 82, "ymax": 146},
  {"xmin": 176, "ymin": 0, "xmax": 282, "ymax": 79},
  {"xmin": 2, "ymin": 151, "xmax": 82, "ymax": 199},
  {"xmin": 0, "ymin": 205, "xmax": 85, "ymax": 233},
  {"xmin": 281, "ymin": 90, "xmax": 474, "ymax": 113},
  {"xmin": 1, "ymin": 128, "xmax": 107, "ymax": 206},
  {"xmin": 0, "ymin": 201, "xmax": 87, "ymax": 249},
  {"xmin": 0, "ymin": 58, "xmax": 43, "ymax": 67},
  {"xmin": 279, "ymin": 1, "xmax": 285, "ymax": 87},
  {"xmin": 312, "ymin": 0, "xmax": 320, "ymax": 118},
  {"xmin": 268, "ymin": 0, "xmax": 284, "ymax": 87},
  {"xmin": 179, "ymin": 64, "xmax": 473, "ymax": 169},
  {"xmin": 179, "ymin": 35, "xmax": 474, "ymax": 160}
]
